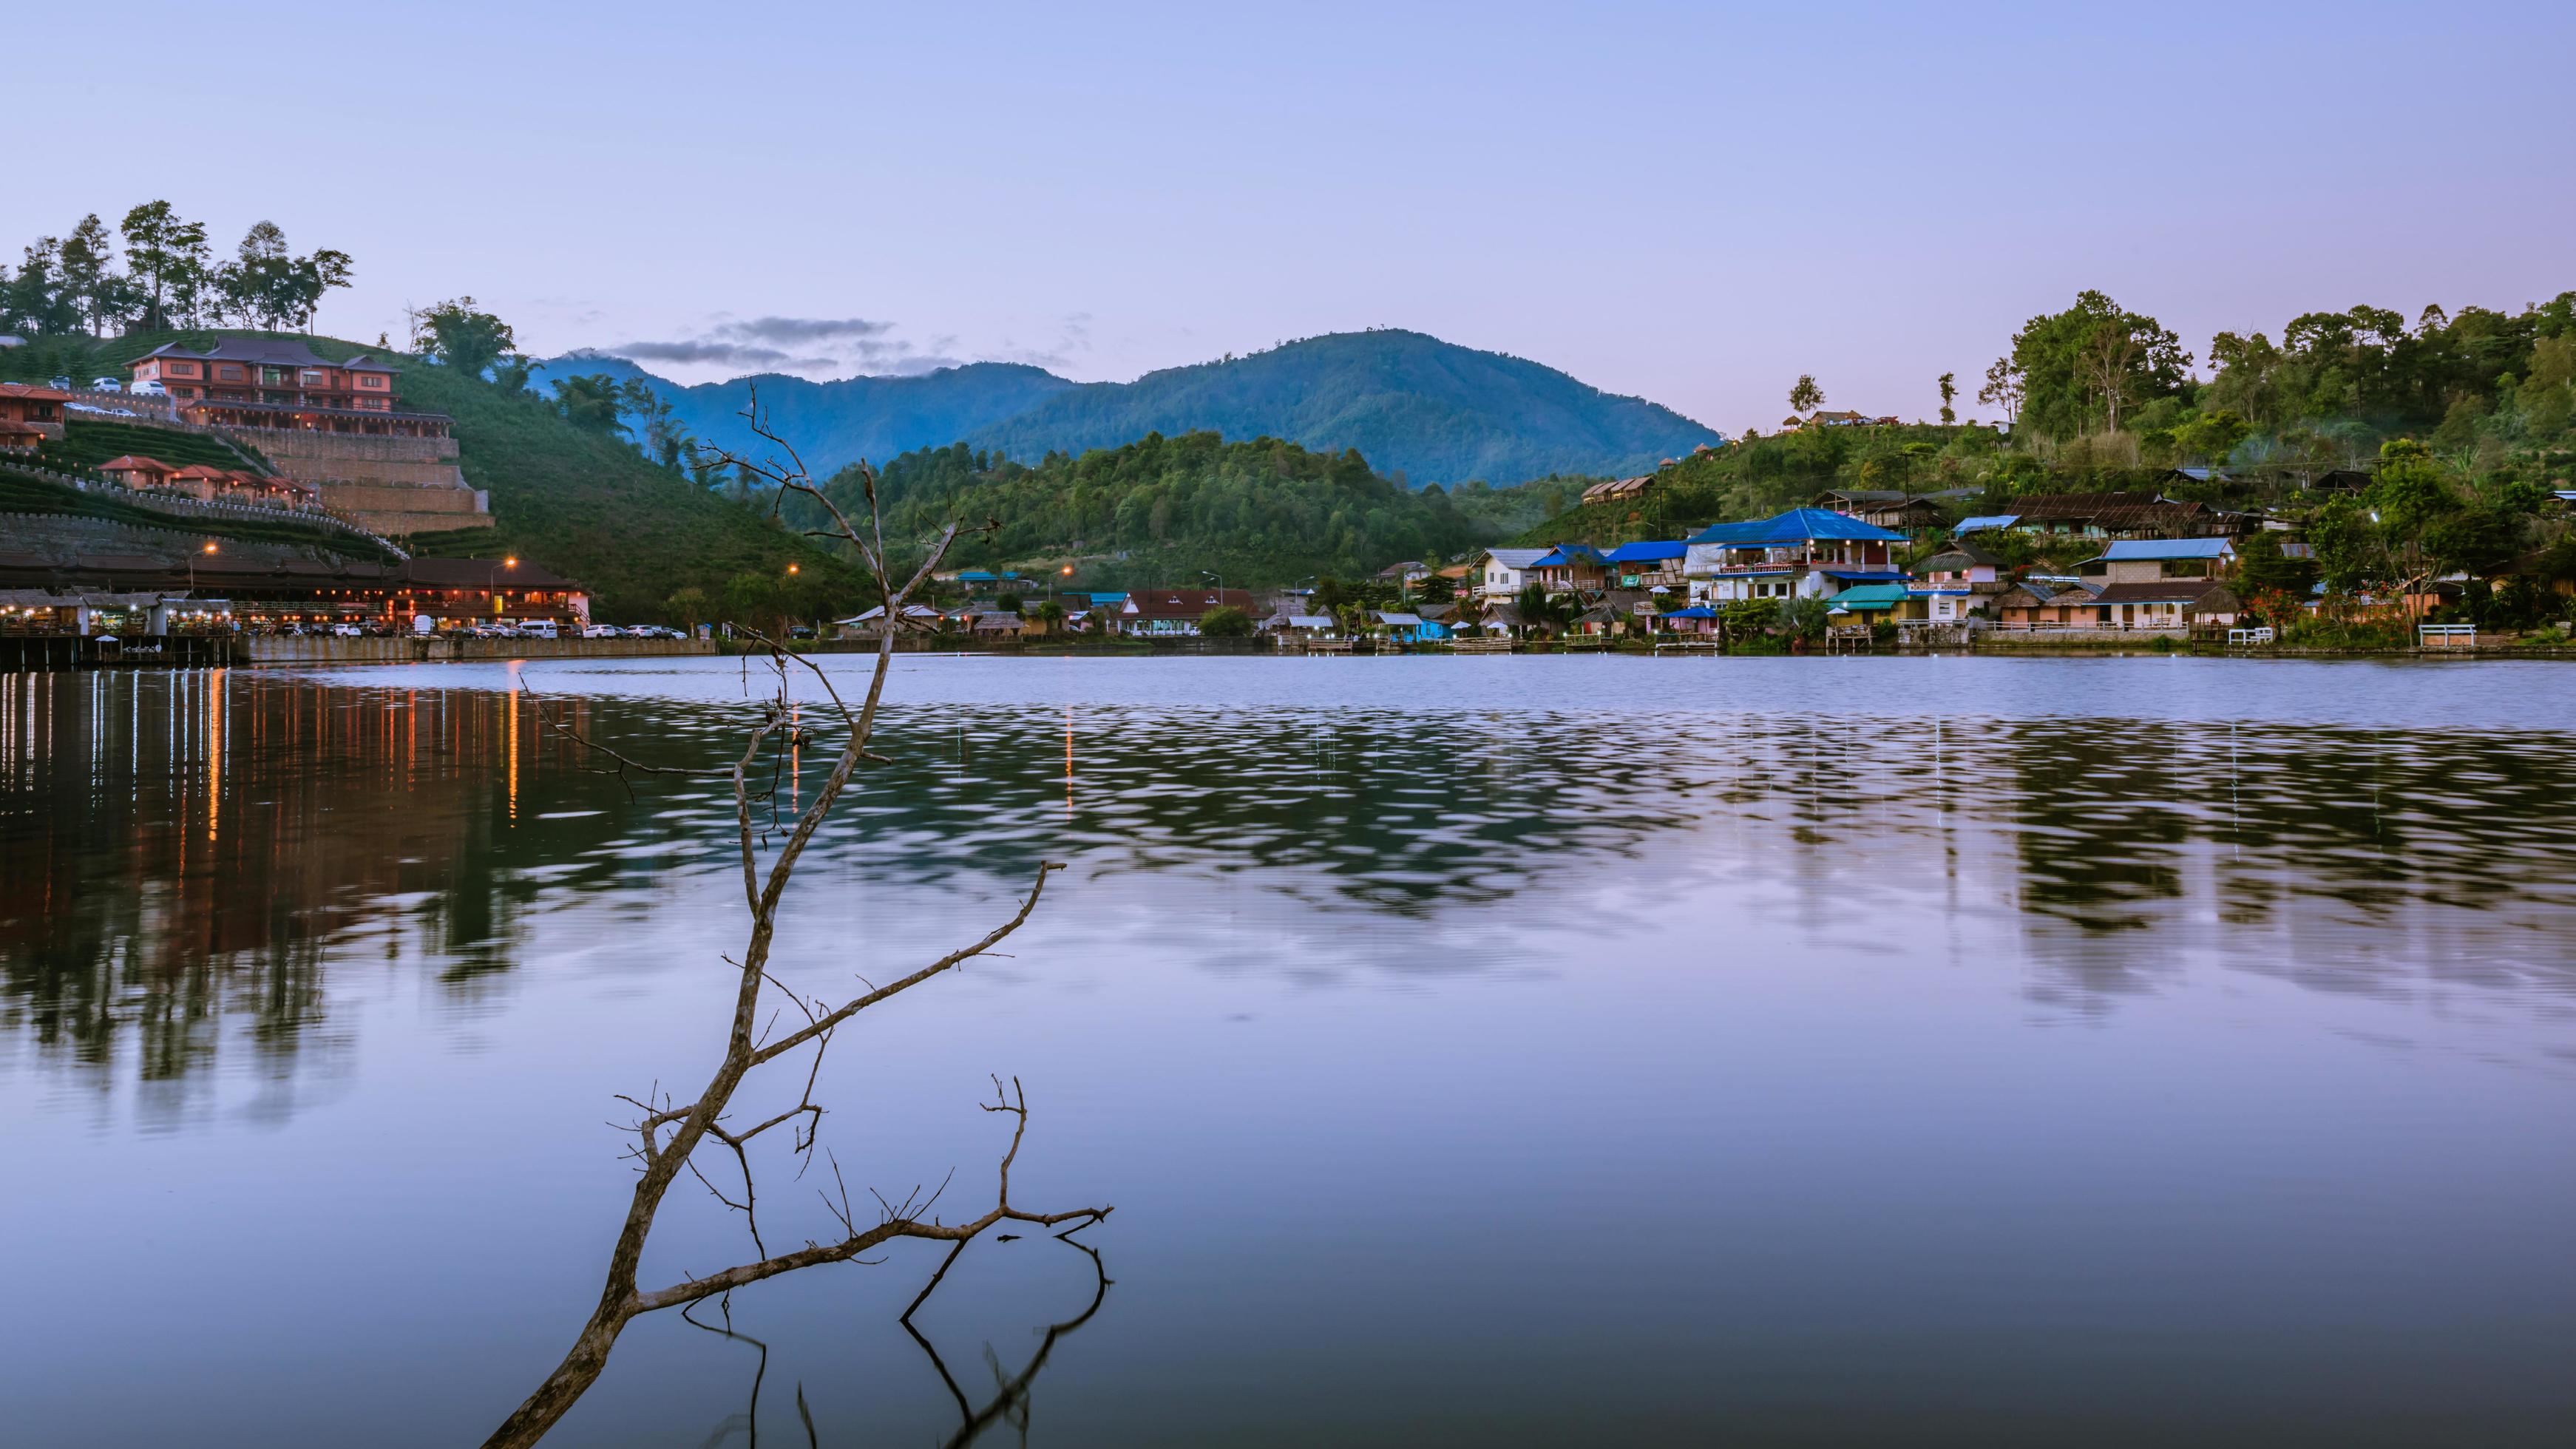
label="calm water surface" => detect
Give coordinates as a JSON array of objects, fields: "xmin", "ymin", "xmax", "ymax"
[{"xmin": 6, "ymin": 654, "xmax": 2575, "ymax": 1446}]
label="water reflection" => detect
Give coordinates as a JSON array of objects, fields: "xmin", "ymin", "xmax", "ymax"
[{"xmin": 8, "ymin": 668, "xmax": 2576, "ymax": 1095}]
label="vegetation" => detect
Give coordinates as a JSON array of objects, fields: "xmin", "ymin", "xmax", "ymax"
[
  {"xmin": 4, "ymin": 203, "xmax": 350, "ymax": 337},
  {"xmin": 0, "ymin": 465, "xmax": 399, "ymax": 559},
  {"xmin": 793, "ymin": 431, "xmax": 1506, "ymax": 588}
]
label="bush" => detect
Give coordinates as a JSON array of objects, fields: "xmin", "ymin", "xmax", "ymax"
[{"xmin": 1198, "ymin": 605, "xmax": 1253, "ymax": 638}]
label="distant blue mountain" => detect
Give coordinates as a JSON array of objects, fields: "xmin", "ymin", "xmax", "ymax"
[{"xmin": 549, "ymin": 329, "xmax": 1720, "ymax": 486}]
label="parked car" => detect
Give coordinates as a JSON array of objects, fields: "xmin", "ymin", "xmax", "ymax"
[
  {"xmin": 331, "ymin": 623, "xmax": 363, "ymax": 637},
  {"xmin": 131, "ymin": 379, "xmax": 167, "ymax": 397},
  {"xmin": 88, "ymin": 376, "xmax": 123, "ymax": 393},
  {"xmin": 580, "ymin": 624, "xmax": 620, "ymax": 639},
  {"xmin": 48, "ymin": 375, "xmax": 72, "ymax": 391}
]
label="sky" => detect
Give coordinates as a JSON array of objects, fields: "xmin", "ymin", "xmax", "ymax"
[{"xmin": 13, "ymin": 1, "xmax": 2574, "ymax": 431}]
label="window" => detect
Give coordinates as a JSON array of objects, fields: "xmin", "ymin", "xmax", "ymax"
[
  {"xmin": 359, "ymin": 375, "xmax": 386, "ymax": 388},
  {"xmin": 169, "ymin": 362, "xmax": 198, "ymax": 377},
  {"xmin": 217, "ymin": 365, "xmax": 244, "ymax": 381}
]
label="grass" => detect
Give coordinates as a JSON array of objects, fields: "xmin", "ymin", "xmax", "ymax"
[{"xmin": 44, "ymin": 419, "xmax": 272, "ymax": 476}]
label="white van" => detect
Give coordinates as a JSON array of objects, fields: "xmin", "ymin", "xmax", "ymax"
[
  {"xmin": 132, "ymin": 379, "xmax": 168, "ymax": 397},
  {"xmin": 517, "ymin": 619, "xmax": 559, "ymax": 640}
]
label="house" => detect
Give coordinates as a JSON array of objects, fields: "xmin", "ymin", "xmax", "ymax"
[
  {"xmin": 1270, "ymin": 613, "xmax": 1339, "ymax": 637},
  {"xmin": 1603, "ymin": 540, "xmax": 1687, "ymax": 590},
  {"xmin": 1992, "ymin": 578, "xmax": 2104, "ymax": 628},
  {"xmin": 1477, "ymin": 547, "xmax": 1551, "ymax": 599},
  {"xmin": 1376, "ymin": 560, "xmax": 1429, "ymax": 586},
  {"xmin": 1814, "ymin": 488, "xmax": 1972, "ymax": 534},
  {"xmin": 2058, "ymin": 580, "xmax": 2243, "ymax": 631},
  {"xmin": 1375, "ymin": 610, "xmax": 1446, "ymax": 642},
  {"xmin": 1528, "ymin": 543, "xmax": 1613, "ymax": 594},
  {"xmin": 1658, "ymin": 604, "xmax": 1719, "ymax": 635},
  {"xmin": 1581, "ymin": 475, "xmax": 1655, "ymax": 505},
  {"xmin": 1684, "ymin": 508, "xmax": 1908, "ymax": 603},
  {"xmin": 1474, "ymin": 601, "xmax": 1523, "ymax": 634},
  {"xmin": 97, "ymin": 455, "xmax": 177, "ymax": 489},
  {"xmin": 1908, "ymin": 543, "xmax": 2004, "ymax": 623},
  {"xmin": 1116, "ymin": 586, "xmax": 1258, "ymax": 636},
  {"xmin": 969, "ymin": 611, "xmax": 1024, "ymax": 636},
  {"xmin": 1826, "ymin": 582, "xmax": 1911, "ymax": 624},
  {"xmin": 0, "ymin": 381, "xmax": 70, "ymax": 443},
  {"xmin": 2077, "ymin": 537, "xmax": 2237, "ymax": 585},
  {"xmin": 1953, "ymin": 513, "xmax": 2019, "ymax": 536},
  {"xmin": 836, "ymin": 603, "xmax": 942, "ymax": 637}
]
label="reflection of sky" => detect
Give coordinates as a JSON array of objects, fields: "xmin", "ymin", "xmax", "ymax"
[{"xmin": 7, "ymin": 658, "xmax": 2576, "ymax": 1444}]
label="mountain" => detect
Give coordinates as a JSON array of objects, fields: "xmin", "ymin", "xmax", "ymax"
[
  {"xmin": 554, "ymin": 330, "xmax": 1722, "ymax": 487},
  {"xmin": 969, "ymin": 330, "xmax": 1722, "ymax": 486},
  {"xmin": 535, "ymin": 354, "xmax": 1076, "ymax": 473}
]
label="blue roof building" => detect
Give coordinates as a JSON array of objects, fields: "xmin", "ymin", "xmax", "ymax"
[{"xmin": 1684, "ymin": 508, "xmax": 1911, "ymax": 605}]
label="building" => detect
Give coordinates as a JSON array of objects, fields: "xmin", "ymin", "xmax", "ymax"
[
  {"xmin": 1684, "ymin": 508, "xmax": 1908, "ymax": 603},
  {"xmin": 2077, "ymin": 537, "xmax": 2237, "ymax": 585},
  {"xmin": 1992, "ymin": 578, "xmax": 2104, "ymax": 628},
  {"xmin": 97, "ymin": 455, "xmax": 176, "ymax": 489},
  {"xmin": 1527, "ymin": 543, "xmax": 1614, "ymax": 594},
  {"xmin": 2062, "ymin": 580, "xmax": 2243, "ymax": 631},
  {"xmin": 1580, "ymin": 475, "xmax": 1655, "ymax": 506},
  {"xmin": 129, "ymin": 340, "xmax": 451, "ymax": 436},
  {"xmin": 1908, "ymin": 543, "xmax": 2004, "ymax": 624},
  {"xmin": 1603, "ymin": 540, "xmax": 1687, "ymax": 590},
  {"xmin": 1115, "ymin": 586, "xmax": 1257, "ymax": 636},
  {"xmin": 0, "ymin": 381, "xmax": 70, "ymax": 445},
  {"xmin": 1477, "ymin": 547, "xmax": 1551, "ymax": 599},
  {"xmin": 0, "ymin": 552, "xmax": 589, "ymax": 631}
]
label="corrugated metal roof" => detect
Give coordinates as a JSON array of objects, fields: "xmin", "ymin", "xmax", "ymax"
[
  {"xmin": 1828, "ymin": 583, "xmax": 1911, "ymax": 608},
  {"xmin": 1604, "ymin": 540, "xmax": 1687, "ymax": 563},
  {"xmin": 2101, "ymin": 538, "xmax": 2234, "ymax": 560},
  {"xmin": 1686, "ymin": 508, "xmax": 1908, "ymax": 546},
  {"xmin": 1954, "ymin": 515, "xmax": 2019, "ymax": 533}
]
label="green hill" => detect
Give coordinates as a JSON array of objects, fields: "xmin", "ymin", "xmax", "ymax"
[
  {"xmin": 4, "ymin": 330, "xmax": 864, "ymax": 620},
  {"xmin": 797, "ymin": 431, "xmax": 1502, "ymax": 588},
  {"xmin": 965, "ymin": 330, "xmax": 1721, "ymax": 487}
]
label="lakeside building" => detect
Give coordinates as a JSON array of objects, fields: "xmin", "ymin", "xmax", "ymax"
[
  {"xmin": 0, "ymin": 551, "xmax": 589, "ymax": 631},
  {"xmin": 1477, "ymin": 548, "xmax": 1549, "ymax": 599},
  {"xmin": 1908, "ymin": 542, "xmax": 2005, "ymax": 624},
  {"xmin": 2076, "ymin": 537, "xmax": 2237, "ymax": 584},
  {"xmin": 1114, "ymin": 586, "xmax": 1258, "ymax": 637},
  {"xmin": 1528, "ymin": 543, "xmax": 1613, "ymax": 594},
  {"xmin": 1684, "ymin": 508, "xmax": 1908, "ymax": 603},
  {"xmin": 1604, "ymin": 540, "xmax": 1687, "ymax": 590}
]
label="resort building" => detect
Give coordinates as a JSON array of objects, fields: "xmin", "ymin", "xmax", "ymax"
[
  {"xmin": 0, "ymin": 552, "xmax": 589, "ymax": 631},
  {"xmin": 1477, "ymin": 548, "xmax": 1550, "ymax": 599},
  {"xmin": 1114, "ymin": 586, "xmax": 1258, "ymax": 637},
  {"xmin": 1604, "ymin": 540, "xmax": 1688, "ymax": 590},
  {"xmin": 0, "ymin": 381, "xmax": 70, "ymax": 447},
  {"xmin": 1909, "ymin": 543, "xmax": 2005, "ymax": 624},
  {"xmin": 1527, "ymin": 543, "xmax": 1613, "ymax": 594},
  {"xmin": 1684, "ymin": 508, "xmax": 1908, "ymax": 603},
  {"xmin": 129, "ymin": 340, "xmax": 452, "ymax": 438}
]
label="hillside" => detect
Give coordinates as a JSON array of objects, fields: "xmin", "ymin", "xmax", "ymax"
[
  {"xmin": 4, "ymin": 330, "xmax": 863, "ymax": 619},
  {"xmin": 794, "ymin": 432, "xmax": 1499, "ymax": 588},
  {"xmin": 557, "ymin": 329, "xmax": 1723, "ymax": 488},
  {"xmin": 535, "ymin": 353, "xmax": 1075, "ymax": 476},
  {"xmin": 967, "ymin": 330, "xmax": 1718, "ymax": 487}
]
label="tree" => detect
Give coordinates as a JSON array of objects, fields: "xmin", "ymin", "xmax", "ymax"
[
  {"xmin": 119, "ymin": 202, "xmax": 207, "ymax": 332},
  {"xmin": 420, "ymin": 298, "xmax": 520, "ymax": 382},
  {"xmin": 58, "ymin": 214, "xmax": 116, "ymax": 336},
  {"xmin": 1777, "ymin": 595, "xmax": 1830, "ymax": 642},
  {"xmin": 1789, "ymin": 374, "xmax": 1824, "ymax": 415},
  {"xmin": 2005, "ymin": 291, "xmax": 2192, "ymax": 439},
  {"xmin": 1198, "ymin": 604, "xmax": 1253, "ymax": 637},
  {"xmin": 2236, "ymin": 531, "xmax": 2316, "ymax": 597},
  {"xmin": 1977, "ymin": 356, "xmax": 2024, "ymax": 429},
  {"xmin": 552, "ymin": 373, "xmax": 631, "ymax": 435},
  {"xmin": 481, "ymin": 428, "xmax": 1105, "ymax": 1446},
  {"xmin": 664, "ymin": 585, "xmax": 710, "ymax": 631},
  {"xmin": 2172, "ymin": 409, "xmax": 2252, "ymax": 466},
  {"xmin": 1937, "ymin": 371, "xmax": 1957, "ymax": 427}
]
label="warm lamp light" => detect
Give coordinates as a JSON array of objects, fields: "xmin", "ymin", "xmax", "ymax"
[{"xmin": 787, "ymin": 563, "xmax": 800, "ymax": 574}]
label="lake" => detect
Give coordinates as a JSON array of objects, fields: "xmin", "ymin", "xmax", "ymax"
[{"xmin": 7, "ymin": 654, "xmax": 2576, "ymax": 1446}]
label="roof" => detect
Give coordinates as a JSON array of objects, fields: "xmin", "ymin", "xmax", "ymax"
[
  {"xmin": 1582, "ymin": 475, "xmax": 1655, "ymax": 501},
  {"xmin": 1122, "ymin": 587, "xmax": 1256, "ymax": 620},
  {"xmin": 2100, "ymin": 537, "xmax": 2236, "ymax": 560},
  {"xmin": 140, "ymin": 337, "xmax": 340, "ymax": 369},
  {"xmin": 98, "ymin": 455, "xmax": 174, "ymax": 472},
  {"xmin": 1529, "ymin": 543, "xmax": 1613, "ymax": 568},
  {"xmin": 1375, "ymin": 611, "xmax": 1424, "ymax": 626},
  {"xmin": 955, "ymin": 569, "xmax": 998, "ymax": 581},
  {"xmin": 0, "ymin": 381, "xmax": 72, "ymax": 402},
  {"xmin": 1604, "ymin": 540, "xmax": 1687, "ymax": 563},
  {"xmin": 1919, "ymin": 543, "xmax": 2002, "ymax": 571},
  {"xmin": 1482, "ymin": 548, "xmax": 1551, "ymax": 570},
  {"xmin": 1685, "ymin": 508, "xmax": 1906, "ymax": 546},
  {"xmin": 1954, "ymin": 514, "xmax": 2019, "ymax": 534},
  {"xmin": 2085, "ymin": 580, "xmax": 2238, "ymax": 606},
  {"xmin": 1281, "ymin": 614, "xmax": 1336, "ymax": 628},
  {"xmin": 1827, "ymin": 583, "xmax": 1911, "ymax": 608},
  {"xmin": 1662, "ymin": 605, "xmax": 1717, "ymax": 619}
]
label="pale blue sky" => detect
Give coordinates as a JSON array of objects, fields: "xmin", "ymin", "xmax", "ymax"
[{"xmin": 16, "ymin": 1, "xmax": 2572, "ymax": 429}]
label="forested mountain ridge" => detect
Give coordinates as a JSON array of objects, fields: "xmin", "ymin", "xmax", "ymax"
[
  {"xmin": 963, "ymin": 330, "xmax": 1721, "ymax": 486},
  {"xmin": 532, "ymin": 354, "xmax": 1075, "ymax": 476},
  {"xmin": 554, "ymin": 329, "xmax": 1722, "ymax": 487},
  {"xmin": 789, "ymin": 432, "xmax": 1504, "ymax": 588}
]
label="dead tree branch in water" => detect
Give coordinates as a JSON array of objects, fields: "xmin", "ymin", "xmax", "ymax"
[{"xmin": 482, "ymin": 389, "xmax": 1110, "ymax": 1448}]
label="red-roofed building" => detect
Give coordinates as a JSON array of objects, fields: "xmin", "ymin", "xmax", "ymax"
[
  {"xmin": 98, "ymin": 455, "xmax": 177, "ymax": 489},
  {"xmin": 1114, "ymin": 586, "xmax": 1258, "ymax": 636},
  {"xmin": 0, "ymin": 381, "xmax": 71, "ymax": 444}
]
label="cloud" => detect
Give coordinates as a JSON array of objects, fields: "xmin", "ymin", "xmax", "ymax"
[
  {"xmin": 709, "ymin": 316, "xmax": 895, "ymax": 345},
  {"xmin": 609, "ymin": 338, "xmax": 839, "ymax": 371}
]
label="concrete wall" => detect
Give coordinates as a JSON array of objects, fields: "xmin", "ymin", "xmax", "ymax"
[
  {"xmin": 251, "ymin": 432, "xmax": 461, "ymax": 464},
  {"xmin": 244, "ymin": 636, "xmax": 716, "ymax": 666}
]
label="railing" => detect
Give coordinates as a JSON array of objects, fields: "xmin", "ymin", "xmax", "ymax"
[
  {"xmin": 8, "ymin": 462, "xmax": 406, "ymax": 557},
  {"xmin": 2418, "ymin": 624, "xmax": 2476, "ymax": 648},
  {"xmin": 2227, "ymin": 626, "xmax": 2276, "ymax": 646}
]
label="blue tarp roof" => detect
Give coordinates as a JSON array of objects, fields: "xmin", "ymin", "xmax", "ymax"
[
  {"xmin": 1529, "ymin": 543, "xmax": 1613, "ymax": 568},
  {"xmin": 956, "ymin": 570, "xmax": 998, "ymax": 581},
  {"xmin": 1954, "ymin": 515, "xmax": 2019, "ymax": 534},
  {"xmin": 1604, "ymin": 540, "xmax": 1687, "ymax": 563},
  {"xmin": 2101, "ymin": 538, "xmax": 2235, "ymax": 560},
  {"xmin": 1684, "ymin": 507, "xmax": 1907, "ymax": 546},
  {"xmin": 1662, "ymin": 605, "xmax": 1718, "ymax": 618}
]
